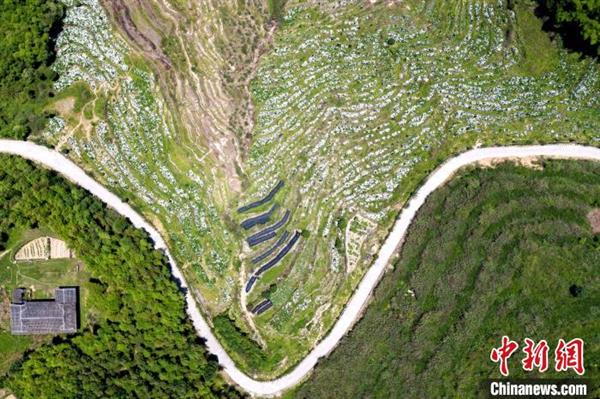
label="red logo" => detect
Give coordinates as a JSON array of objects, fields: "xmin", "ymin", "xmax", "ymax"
[
  {"xmin": 491, "ymin": 336, "xmax": 584, "ymax": 376},
  {"xmin": 555, "ymin": 338, "xmax": 585, "ymax": 375},
  {"xmin": 522, "ymin": 338, "xmax": 549, "ymax": 373},
  {"xmin": 490, "ymin": 336, "xmax": 519, "ymax": 376}
]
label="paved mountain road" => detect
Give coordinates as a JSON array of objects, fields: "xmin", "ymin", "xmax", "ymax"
[{"xmin": 2, "ymin": 139, "xmax": 599, "ymax": 396}]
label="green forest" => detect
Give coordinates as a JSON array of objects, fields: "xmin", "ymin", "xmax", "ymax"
[
  {"xmin": 0, "ymin": 156, "xmax": 242, "ymax": 398},
  {"xmin": 295, "ymin": 160, "xmax": 600, "ymax": 398},
  {"xmin": 0, "ymin": 0, "xmax": 64, "ymax": 139},
  {"xmin": 537, "ymin": 0, "xmax": 600, "ymax": 55}
]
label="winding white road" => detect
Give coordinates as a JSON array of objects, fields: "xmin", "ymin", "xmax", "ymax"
[{"xmin": 2, "ymin": 139, "xmax": 599, "ymax": 397}]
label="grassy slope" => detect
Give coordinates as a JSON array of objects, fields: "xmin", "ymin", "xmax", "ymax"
[{"xmin": 293, "ymin": 159, "xmax": 600, "ymax": 398}]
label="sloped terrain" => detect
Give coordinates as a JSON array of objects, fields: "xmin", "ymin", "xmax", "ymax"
[
  {"xmin": 38, "ymin": 0, "xmax": 261, "ymax": 312},
  {"xmin": 35, "ymin": 0, "xmax": 599, "ymax": 377},
  {"xmin": 294, "ymin": 159, "xmax": 600, "ymax": 398},
  {"xmin": 238, "ymin": 0, "xmax": 599, "ymax": 373}
]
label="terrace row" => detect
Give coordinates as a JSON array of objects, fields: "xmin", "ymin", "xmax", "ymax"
[
  {"xmin": 247, "ymin": 210, "xmax": 291, "ymax": 247},
  {"xmin": 240, "ymin": 204, "xmax": 278, "ymax": 230},
  {"xmin": 244, "ymin": 230, "xmax": 301, "ymax": 294},
  {"xmin": 252, "ymin": 299, "xmax": 273, "ymax": 315},
  {"xmin": 237, "ymin": 180, "xmax": 284, "ymax": 213}
]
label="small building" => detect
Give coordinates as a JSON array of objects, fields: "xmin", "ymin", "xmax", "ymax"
[{"xmin": 10, "ymin": 287, "xmax": 78, "ymax": 335}]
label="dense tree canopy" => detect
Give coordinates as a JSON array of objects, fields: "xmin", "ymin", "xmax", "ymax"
[
  {"xmin": 0, "ymin": 0, "xmax": 64, "ymax": 139},
  {"xmin": 0, "ymin": 156, "xmax": 242, "ymax": 398},
  {"xmin": 540, "ymin": 0, "xmax": 600, "ymax": 55}
]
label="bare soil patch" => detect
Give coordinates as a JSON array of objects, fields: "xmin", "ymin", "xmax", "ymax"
[
  {"xmin": 101, "ymin": 0, "xmax": 172, "ymax": 70},
  {"xmin": 477, "ymin": 156, "xmax": 543, "ymax": 170},
  {"xmin": 14, "ymin": 237, "xmax": 72, "ymax": 261},
  {"xmin": 52, "ymin": 97, "xmax": 75, "ymax": 115},
  {"xmin": 587, "ymin": 209, "xmax": 600, "ymax": 233},
  {"xmin": 49, "ymin": 238, "xmax": 72, "ymax": 259}
]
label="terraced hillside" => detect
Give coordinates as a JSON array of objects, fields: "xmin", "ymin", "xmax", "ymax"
[
  {"xmin": 35, "ymin": 0, "xmax": 599, "ymax": 376},
  {"xmin": 238, "ymin": 0, "xmax": 599, "ymax": 373},
  {"xmin": 293, "ymin": 159, "xmax": 600, "ymax": 398},
  {"xmin": 35, "ymin": 0, "xmax": 263, "ymax": 312},
  {"xmin": 98, "ymin": 0, "xmax": 275, "ymax": 190}
]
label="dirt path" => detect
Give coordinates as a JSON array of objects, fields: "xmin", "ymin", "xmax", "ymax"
[{"xmin": 1, "ymin": 139, "xmax": 599, "ymax": 397}]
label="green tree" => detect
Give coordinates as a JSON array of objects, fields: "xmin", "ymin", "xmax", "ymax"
[
  {"xmin": 0, "ymin": 0, "xmax": 65, "ymax": 139},
  {"xmin": 0, "ymin": 157, "xmax": 243, "ymax": 398},
  {"xmin": 542, "ymin": 0, "xmax": 600, "ymax": 55}
]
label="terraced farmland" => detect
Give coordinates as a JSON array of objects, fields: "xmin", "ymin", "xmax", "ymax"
[
  {"xmin": 36, "ymin": 0, "xmax": 599, "ymax": 376},
  {"xmin": 240, "ymin": 0, "xmax": 600, "ymax": 373},
  {"xmin": 37, "ymin": 0, "xmax": 245, "ymax": 312}
]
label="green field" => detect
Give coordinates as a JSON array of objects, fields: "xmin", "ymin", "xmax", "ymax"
[
  {"xmin": 294, "ymin": 160, "xmax": 600, "ymax": 398},
  {"xmin": 0, "ymin": 333, "xmax": 34, "ymax": 377},
  {"xmin": 0, "ymin": 229, "xmax": 87, "ymax": 298}
]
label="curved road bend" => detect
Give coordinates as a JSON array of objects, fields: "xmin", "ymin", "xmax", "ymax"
[{"xmin": 1, "ymin": 139, "xmax": 600, "ymax": 397}]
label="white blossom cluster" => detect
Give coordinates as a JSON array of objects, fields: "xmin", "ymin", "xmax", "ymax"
[
  {"xmin": 42, "ymin": 117, "xmax": 66, "ymax": 140},
  {"xmin": 53, "ymin": 0, "xmax": 128, "ymax": 91}
]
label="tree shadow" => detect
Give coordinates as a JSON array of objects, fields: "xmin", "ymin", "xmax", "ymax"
[{"xmin": 532, "ymin": 1, "xmax": 598, "ymax": 58}]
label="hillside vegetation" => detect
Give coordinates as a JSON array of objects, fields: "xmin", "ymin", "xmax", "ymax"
[
  {"xmin": 236, "ymin": 0, "xmax": 600, "ymax": 373},
  {"xmin": 0, "ymin": 0, "xmax": 64, "ymax": 139},
  {"xmin": 294, "ymin": 159, "xmax": 600, "ymax": 398},
  {"xmin": 5, "ymin": 0, "xmax": 599, "ymax": 378}
]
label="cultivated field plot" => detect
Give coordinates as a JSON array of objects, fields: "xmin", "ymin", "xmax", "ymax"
[
  {"xmin": 14, "ymin": 237, "xmax": 72, "ymax": 262},
  {"xmin": 294, "ymin": 159, "xmax": 600, "ymax": 398},
  {"xmin": 37, "ymin": 0, "xmax": 599, "ymax": 376},
  {"xmin": 0, "ymin": 229, "xmax": 86, "ymax": 301},
  {"xmin": 14, "ymin": 238, "xmax": 47, "ymax": 261},
  {"xmin": 345, "ymin": 214, "xmax": 377, "ymax": 273}
]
